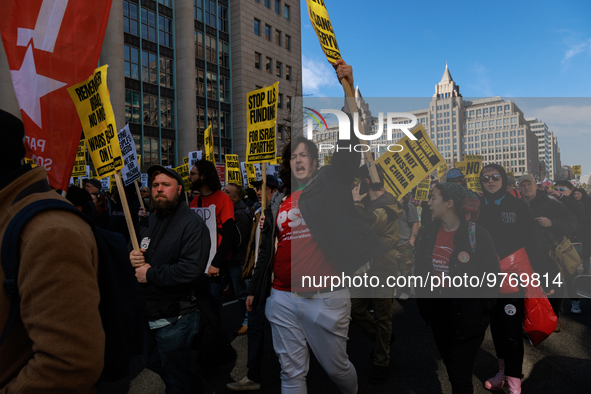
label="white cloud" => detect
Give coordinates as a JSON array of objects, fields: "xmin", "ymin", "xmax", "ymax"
[
  {"xmin": 302, "ymin": 55, "xmax": 339, "ymax": 96},
  {"xmin": 561, "ymin": 38, "xmax": 591, "ymax": 64},
  {"xmin": 528, "ymin": 105, "xmax": 591, "ymax": 137}
]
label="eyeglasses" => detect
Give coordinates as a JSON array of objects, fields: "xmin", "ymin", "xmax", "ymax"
[
  {"xmin": 556, "ymin": 187, "xmax": 566, "ymax": 191},
  {"xmin": 481, "ymin": 174, "xmax": 502, "ymax": 182}
]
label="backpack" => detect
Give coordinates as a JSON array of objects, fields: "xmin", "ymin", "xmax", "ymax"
[{"xmin": 1, "ymin": 198, "xmax": 137, "ymax": 382}]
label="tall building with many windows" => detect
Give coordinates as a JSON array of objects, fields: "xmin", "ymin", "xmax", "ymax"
[
  {"xmin": 0, "ymin": 0, "xmax": 302, "ymax": 172},
  {"xmin": 525, "ymin": 117, "xmax": 550, "ymax": 179}
]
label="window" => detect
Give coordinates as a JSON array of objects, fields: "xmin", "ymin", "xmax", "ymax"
[
  {"xmin": 285, "ymin": 4, "xmax": 290, "ymax": 19},
  {"xmin": 483, "ymin": 108, "xmax": 488, "ymax": 114},
  {"xmin": 490, "ymin": 107, "xmax": 495, "ymax": 112},
  {"xmin": 266, "ymin": 57, "xmax": 272, "ymax": 74},
  {"xmin": 143, "ymin": 137, "xmax": 160, "ymax": 166},
  {"xmin": 505, "ymin": 104, "xmax": 510, "ymax": 111},
  {"xmin": 204, "ymin": 0, "xmax": 216, "ymax": 28},
  {"xmin": 276, "ymin": 61, "xmax": 282, "ymax": 77},
  {"xmin": 160, "ymin": 138, "xmax": 175, "ymax": 167},
  {"xmin": 287, "ymin": 96, "xmax": 291, "ymax": 112},
  {"xmin": 286, "ymin": 34, "xmax": 291, "ymax": 50},
  {"xmin": 142, "ymin": 51, "xmax": 157, "ymax": 84},
  {"xmin": 158, "ymin": 15, "xmax": 173, "ymax": 47},
  {"xmin": 265, "ymin": 0, "xmax": 270, "ymax": 8},
  {"xmin": 497, "ymin": 106, "xmax": 503, "ymax": 112},
  {"xmin": 206, "ymin": 71, "xmax": 218, "ymax": 100},
  {"xmin": 195, "ymin": 31, "xmax": 204, "ymax": 59},
  {"xmin": 276, "ymin": 30, "xmax": 282, "ymax": 46},
  {"xmin": 219, "ymin": 41, "xmax": 229, "ymax": 68},
  {"xmin": 286, "ymin": 65, "xmax": 292, "ymax": 81},
  {"xmin": 158, "ymin": 0, "xmax": 172, "ymax": 6},
  {"xmin": 196, "ymin": 68, "xmax": 205, "ymax": 97},
  {"xmin": 220, "ymin": 112, "xmax": 231, "ymax": 138},
  {"xmin": 160, "ymin": 98, "xmax": 174, "ymax": 129},
  {"xmin": 275, "ymin": 0, "xmax": 280, "ymax": 13},
  {"xmin": 141, "ymin": 8, "xmax": 156, "ymax": 41},
  {"xmin": 196, "ymin": 106, "xmax": 206, "ymax": 133},
  {"xmin": 124, "ymin": 45, "xmax": 139, "ymax": 79},
  {"xmin": 218, "ymin": 4, "xmax": 228, "ymax": 33},
  {"xmin": 220, "ymin": 76, "xmax": 230, "ymax": 103},
  {"xmin": 143, "ymin": 93, "xmax": 158, "ymax": 126},
  {"xmin": 208, "ymin": 108, "xmax": 219, "ymax": 135},
  {"xmin": 255, "ymin": 52, "xmax": 261, "ymax": 69},
  {"xmin": 160, "ymin": 56, "xmax": 173, "ymax": 88},
  {"xmin": 194, "ymin": 0, "xmax": 203, "ymax": 21},
  {"xmin": 206, "ymin": 35, "xmax": 217, "ymax": 64},
  {"xmin": 254, "ymin": 19, "xmax": 260, "ymax": 35},
  {"xmin": 265, "ymin": 25, "xmax": 271, "ymax": 41},
  {"xmin": 123, "ymin": 1, "xmax": 139, "ymax": 35},
  {"xmin": 125, "ymin": 90, "xmax": 140, "ymax": 124},
  {"xmin": 278, "ymin": 93, "xmax": 283, "ymax": 109}
]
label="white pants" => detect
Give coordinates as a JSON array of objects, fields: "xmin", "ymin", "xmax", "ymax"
[{"xmin": 265, "ymin": 288, "xmax": 358, "ymax": 394}]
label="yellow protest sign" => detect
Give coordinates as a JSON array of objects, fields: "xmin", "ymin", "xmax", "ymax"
[
  {"xmin": 375, "ymin": 125, "xmax": 444, "ymax": 198},
  {"xmin": 246, "ymin": 83, "xmax": 279, "ymax": 163},
  {"xmin": 456, "ymin": 156, "xmax": 483, "ymax": 192},
  {"xmin": 67, "ymin": 65, "xmax": 123, "ymax": 179},
  {"xmin": 110, "ymin": 175, "xmax": 117, "ymax": 193},
  {"xmin": 573, "ymin": 165, "xmax": 581, "ymax": 175},
  {"xmin": 245, "ymin": 163, "xmax": 256, "ymax": 188},
  {"xmin": 173, "ymin": 163, "xmax": 192, "ymax": 191},
  {"xmin": 182, "ymin": 156, "xmax": 188, "ymax": 165},
  {"xmin": 225, "ymin": 154, "xmax": 242, "ymax": 186},
  {"xmin": 324, "ymin": 155, "xmax": 332, "ymax": 165},
  {"xmin": 415, "ymin": 178, "xmax": 431, "ymax": 201},
  {"xmin": 71, "ymin": 139, "xmax": 86, "ymax": 177},
  {"xmin": 25, "ymin": 158, "xmax": 37, "ymax": 168},
  {"xmin": 204, "ymin": 125, "xmax": 215, "ymax": 164},
  {"xmin": 306, "ymin": 0, "xmax": 341, "ymax": 64},
  {"xmin": 437, "ymin": 162, "xmax": 447, "ymax": 183},
  {"xmin": 507, "ymin": 171, "xmax": 514, "ymax": 178}
]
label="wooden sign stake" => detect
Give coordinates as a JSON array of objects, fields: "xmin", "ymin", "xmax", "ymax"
[
  {"xmin": 114, "ymin": 171, "xmax": 140, "ymax": 252},
  {"xmin": 134, "ymin": 181, "xmax": 145, "ymax": 210}
]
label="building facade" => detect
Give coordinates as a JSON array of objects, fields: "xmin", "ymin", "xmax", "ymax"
[{"xmin": 0, "ymin": 0, "xmax": 301, "ymax": 172}]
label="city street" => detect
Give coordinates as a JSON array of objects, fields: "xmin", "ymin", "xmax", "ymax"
[{"xmin": 97, "ymin": 295, "xmax": 591, "ymax": 394}]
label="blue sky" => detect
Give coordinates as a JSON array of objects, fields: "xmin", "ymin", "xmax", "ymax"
[{"xmin": 300, "ymin": 0, "xmax": 591, "ymax": 177}]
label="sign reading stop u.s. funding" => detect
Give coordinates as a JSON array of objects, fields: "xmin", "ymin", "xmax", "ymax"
[
  {"xmin": 246, "ymin": 82, "xmax": 279, "ymax": 163},
  {"xmin": 67, "ymin": 65, "xmax": 123, "ymax": 178}
]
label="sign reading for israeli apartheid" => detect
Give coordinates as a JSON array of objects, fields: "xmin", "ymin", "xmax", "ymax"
[
  {"xmin": 118, "ymin": 124, "xmax": 141, "ymax": 186},
  {"xmin": 204, "ymin": 125, "xmax": 215, "ymax": 164},
  {"xmin": 67, "ymin": 65, "xmax": 123, "ymax": 178},
  {"xmin": 306, "ymin": 0, "xmax": 341, "ymax": 64},
  {"xmin": 225, "ymin": 154, "xmax": 242, "ymax": 185},
  {"xmin": 573, "ymin": 165, "xmax": 582, "ymax": 175},
  {"xmin": 72, "ymin": 139, "xmax": 86, "ymax": 177},
  {"xmin": 456, "ymin": 155, "xmax": 482, "ymax": 192},
  {"xmin": 173, "ymin": 163, "xmax": 191, "ymax": 191},
  {"xmin": 246, "ymin": 83, "xmax": 279, "ymax": 163},
  {"xmin": 375, "ymin": 124, "xmax": 444, "ymax": 199},
  {"xmin": 415, "ymin": 178, "xmax": 431, "ymax": 201}
]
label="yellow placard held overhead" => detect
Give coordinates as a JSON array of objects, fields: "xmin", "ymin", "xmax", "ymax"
[
  {"xmin": 72, "ymin": 139, "xmax": 86, "ymax": 177},
  {"xmin": 573, "ymin": 165, "xmax": 582, "ymax": 175},
  {"xmin": 437, "ymin": 162, "xmax": 448, "ymax": 183},
  {"xmin": 456, "ymin": 155, "xmax": 482, "ymax": 192},
  {"xmin": 246, "ymin": 83, "xmax": 279, "ymax": 163},
  {"xmin": 67, "ymin": 65, "xmax": 123, "ymax": 179},
  {"xmin": 306, "ymin": 0, "xmax": 341, "ymax": 64},
  {"xmin": 245, "ymin": 163, "xmax": 257, "ymax": 188},
  {"xmin": 204, "ymin": 125, "xmax": 215, "ymax": 164},
  {"xmin": 225, "ymin": 154, "xmax": 242, "ymax": 186},
  {"xmin": 415, "ymin": 178, "xmax": 431, "ymax": 201},
  {"xmin": 173, "ymin": 163, "xmax": 192, "ymax": 191},
  {"xmin": 375, "ymin": 124, "xmax": 445, "ymax": 199}
]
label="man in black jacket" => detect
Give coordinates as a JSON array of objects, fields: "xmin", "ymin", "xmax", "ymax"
[
  {"xmin": 477, "ymin": 164, "xmax": 548, "ymax": 393},
  {"xmin": 130, "ymin": 165, "xmax": 211, "ymax": 393}
]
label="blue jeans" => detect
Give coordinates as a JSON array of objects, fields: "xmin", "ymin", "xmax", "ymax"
[
  {"xmin": 143, "ymin": 310, "xmax": 199, "ymax": 394},
  {"xmin": 210, "ymin": 265, "xmax": 248, "ymax": 326}
]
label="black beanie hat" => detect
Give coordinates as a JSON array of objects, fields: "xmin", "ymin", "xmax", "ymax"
[
  {"xmin": 480, "ymin": 163, "xmax": 508, "ymax": 203},
  {"xmin": 0, "ymin": 109, "xmax": 27, "ymax": 175}
]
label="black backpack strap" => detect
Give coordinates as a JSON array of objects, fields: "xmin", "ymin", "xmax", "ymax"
[{"xmin": 1, "ymin": 199, "xmax": 90, "ymax": 346}]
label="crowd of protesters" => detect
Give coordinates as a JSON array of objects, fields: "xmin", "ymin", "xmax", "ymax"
[{"xmin": 1, "ymin": 61, "xmax": 590, "ymax": 394}]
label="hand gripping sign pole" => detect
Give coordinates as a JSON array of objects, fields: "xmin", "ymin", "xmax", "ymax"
[{"xmin": 306, "ymin": 0, "xmax": 379, "ymax": 183}]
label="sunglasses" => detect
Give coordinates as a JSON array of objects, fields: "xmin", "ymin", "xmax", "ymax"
[
  {"xmin": 481, "ymin": 174, "xmax": 502, "ymax": 182},
  {"xmin": 556, "ymin": 187, "xmax": 566, "ymax": 192}
]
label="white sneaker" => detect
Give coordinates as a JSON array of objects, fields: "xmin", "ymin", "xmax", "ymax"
[
  {"xmin": 399, "ymin": 292, "xmax": 410, "ymax": 301},
  {"xmin": 227, "ymin": 377, "xmax": 261, "ymax": 391},
  {"xmin": 571, "ymin": 300, "xmax": 582, "ymax": 315}
]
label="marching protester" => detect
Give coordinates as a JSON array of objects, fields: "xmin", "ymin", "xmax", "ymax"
[
  {"xmin": 478, "ymin": 165, "xmax": 549, "ymax": 393},
  {"xmin": 1, "ymin": 109, "xmax": 105, "ymax": 392},
  {"xmin": 129, "ymin": 165, "xmax": 211, "ymax": 393},
  {"xmin": 222, "ymin": 182, "xmax": 253, "ymax": 335},
  {"xmin": 397, "ymin": 192, "xmax": 420, "ymax": 300},
  {"xmin": 350, "ymin": 165, "xmax": 401, "ymax": 384},
  {"xmin": 518, "ymin": 175, "xmax": 577, "ymax": 327},
  {"xmin": 446, "ymin": 168, "xmax": 467, "ymax": 188},
  {"xmin": 227, "ymin": 175, "xmax": 280, "ymax": 391},
  {"xmin": 572, "ymin": 187, "xmax": 591, "ymax": 275},
  {"xmin": 506, "ymin": 176, "xmax": 521, "ymax": 198},
  {"xmin": 415, "ymin": 182, "xmax": 499, "ymax": 394},
  {"xmin": 246, "ymin": 59, "xmax": 384, "ymax": 393}
]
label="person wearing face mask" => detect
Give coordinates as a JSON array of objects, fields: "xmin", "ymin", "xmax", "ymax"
[{"xmin": 477, "ymin": 165, "xmax": 550, "ymax": 394}]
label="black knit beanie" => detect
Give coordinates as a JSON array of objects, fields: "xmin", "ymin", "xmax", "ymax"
[{"xmin": 0, "ymin": 109, "xmax": 27, "ymax": 175}]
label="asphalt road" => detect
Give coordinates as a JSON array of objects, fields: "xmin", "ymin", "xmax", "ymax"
[{"xmin": 97, "ymin": 294, "xmax": 591, "ymax": 394}]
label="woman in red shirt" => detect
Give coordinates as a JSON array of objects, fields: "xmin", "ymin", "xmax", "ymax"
[{"xmin": 415, "ymin": 183, "xmax": 500, "ymax": 394}]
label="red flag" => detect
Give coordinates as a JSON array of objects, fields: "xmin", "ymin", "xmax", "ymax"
[{"xmin": 0, "ymin": 0, "xmax": 112, "ymax": 190}]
